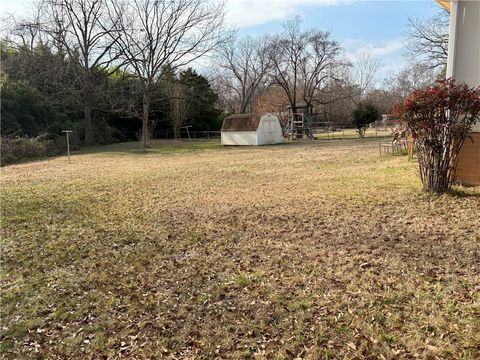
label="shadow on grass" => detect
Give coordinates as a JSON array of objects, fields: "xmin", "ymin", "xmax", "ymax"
[{"xmin": 447, "ymin": 186, "xmax": 480, "ymax": 199}]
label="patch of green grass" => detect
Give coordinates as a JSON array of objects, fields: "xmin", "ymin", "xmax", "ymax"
[
  {"xmin": 235, "ymin": 273, "xmax": 252, "ymax": 288},
  {"xmin": 379, "ymin": 331, "xmax": 398, "ymax": 344}
]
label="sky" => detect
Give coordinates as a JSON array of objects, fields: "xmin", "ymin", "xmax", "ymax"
[{"xmin": 1, "ymin": 0, "xmax": 443, "ymax": 80}]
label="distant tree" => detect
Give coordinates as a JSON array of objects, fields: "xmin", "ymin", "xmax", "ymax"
[
  {"xmin": 0, "ymin": 42, "xmax": 78, "ymax": 137},
  {"xmin": 47, "ymin": 0, "xmax": 122, "ymax": 145},
  {"xmin": 383, "ymin": 63, "xmax": 439, "ymax": 104},
  {"xmin": 1, "ymin": 77, "xmax": 59, "ymax": 136},
  {"xmin": 350, "ymin": 52, "xmax": 383, "ymax": 100},
  {"xmin": 404, "ymin": 11, "xmax": 449, "ymax": 71},
  {"xmin": 217, "ymin": 35, "xmax": 271, "ymax": 114},
  {"xmin": 113, "ymin": 0, "xmax": 226, "ymax": 151},
  {"xmin": 167, "ymin": 82, "xmax": 190, "ymax": 139},
  {"xmin": 254, "ymin": 86, "xmax": 290, "ymax": 126},
  {"xmin": 267, "ymin": 17, "xmax": 347, "ymax": 114},
  {"xmin": 179, "ymin": 68, "xmax": 221, "ymax": 131},
  {"xmin": 352, "ymin": 102, "xmax": 379, "ymax": 138}
]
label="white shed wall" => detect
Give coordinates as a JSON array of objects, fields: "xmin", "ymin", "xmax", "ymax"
[
  {"xmin": 257, "ymin": 114, "xmax": 283, "ymax": 145},
  {"xmin": 221, "ymin": 131, "xmax": 257, "ymax": 145}
]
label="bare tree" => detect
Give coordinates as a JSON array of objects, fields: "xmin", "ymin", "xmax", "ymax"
[
  {"xmin": 383, "ymin": 62, "xmax": 438, "ymax": 104},
  {"xmin": 210, "ymin": 75, "xmax": 240, "ymax": 114},
  {"xmin": 2, "ymin": 0, "xmax": 49, "ymax": 52},
  {"xmin": 114, "ymin": 0, "xmax": 226, "ymax": 151},
  {"xmin": 2, "ymin": 1, "xmax": 78, "ymax": 112},
  {"xmin": 216, "ymin": 35, "xmax": 271, "ymax": 114},
  {"xmin": 46, "ymin": 0, "xmax": 122, "ymax": 145},
  {"xmin": 350, "ymin": 51, "xmax": 383, "ymax": 100},
  {"xmin": 268, "ymin": 17, "xmax": 346, "ymax": 114},
  {"xmin": 254, "ymin": 85, "xmax": 290, "ymax": 125},
  {"xmin": 166, "ymin": 83, "xmax": 190, "ymax": 139},
  {"xmin": 404, "ymin": 10, "xmax": 449, "ymax": 71}
]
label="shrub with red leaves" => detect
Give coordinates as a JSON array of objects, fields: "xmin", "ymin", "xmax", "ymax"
[{"xmin": 401, "ymin": 78, "xmax": 480, "ymax": 193}]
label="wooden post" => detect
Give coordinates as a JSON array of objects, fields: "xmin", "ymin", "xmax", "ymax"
[{"xmin": 62, "ymin": 130, "xmax": 72, "ymax": 164}]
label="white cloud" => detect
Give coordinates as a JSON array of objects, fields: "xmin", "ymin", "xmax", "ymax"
[
  {"xmin": 342, "ymin": 38, "xmax": 407, "ymax": 83},
  {"xmin": 225, "ymin": 0, "xmax": 352, "ymax": 28},
  {"xmin": 343, "ymin": 38, "xmax": 404, "ymax": 60}
]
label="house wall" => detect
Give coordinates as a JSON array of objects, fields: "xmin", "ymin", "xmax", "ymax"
[
  {"xmin": 221, "ymin": 131, "xmax": 257, "ymax": 145},
  {"xmin": 456, "ymin": 133, "xmax": 480, "ymax": 186},
  {"xmin": 447, "ymin": 0, "xmax": 480, "ymax": 185}
]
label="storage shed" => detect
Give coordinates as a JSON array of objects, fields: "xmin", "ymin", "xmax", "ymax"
[{"xmin": 221, "ymin": 113, "xmax": 283, "ymax": 146}]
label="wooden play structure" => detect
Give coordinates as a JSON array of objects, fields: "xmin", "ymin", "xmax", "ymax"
[{"xmin": 283, "ymin": 101, "xmax": 326, "ymax": 140}]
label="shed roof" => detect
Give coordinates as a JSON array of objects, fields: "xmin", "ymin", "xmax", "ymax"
[{"xmin": 221, "ymin": 114, "xmax": 263, "ymax": 132}]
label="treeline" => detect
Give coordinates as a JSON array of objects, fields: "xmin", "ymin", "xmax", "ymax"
[
  {"xmin": 1, "ymin": 0, "xmax": 226, "ymax": 153},
  {"xmin": 1, "ymin": 43, "xmax": 222, "ymax": 145},
  {"xmin": 1, "ymin": 0, "xmax": 447, "ymax": 156}
]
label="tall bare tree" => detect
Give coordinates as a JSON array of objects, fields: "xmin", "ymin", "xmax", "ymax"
[
  {"xmin": 216, "ymin": 35, "xmax": 271, "ymax": 114},
  {"xmin": 404, "ymin": 10, "xmax": 449, "ymax": 71},
  {"xmin": 383, "ymin": 62, "xmax": 438, "ymax": 104},
  {"xmin": 268, "ymin": 17, "xmax": 346, "ymax": 114},
  {"xmin": 350, "ymin": 51, "xmax": 383, "ymax": 100},
  {"xmin": 166, "ymin": 82, "xmax": 190, "ymax": 139},
  {"xmin": 3, "ymin": 0, "xmax": 49, "ymax": 52},
  {"xmin": 47, "ymin": 0, "xmax": 121, "ymax": 145},
  {"xmin": 114, "ymin": 0, "xmax": 226, "ymax": 151}
]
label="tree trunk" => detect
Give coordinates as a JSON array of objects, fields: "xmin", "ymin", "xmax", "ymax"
[
  {"xmin": 84, "ymin": 101, "xmax": 93, "ymax": 146},
  {"xmin": 142, "ymin": 94, "xmax": 150, "ymax": 151},
  {"xmin": 173, "ymin": 126, "xmax": 180, "ymax": 139},
  {"xmin": 239, "ymin": 101, "xmax": 248, "ymax": 114}
]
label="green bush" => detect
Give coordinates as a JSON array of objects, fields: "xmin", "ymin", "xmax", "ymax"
[
  {"xmin": 0, "ymin": 136, "xmax": 51, "ymax": 166},
  {"xmin": 352, "ymin": 102, "xmax": 380, "ymax": 138}
]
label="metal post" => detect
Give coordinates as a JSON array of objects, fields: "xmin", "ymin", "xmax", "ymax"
[{"xmin": 62, "ymin": 130, "xmax": 72, "ymax": 164}]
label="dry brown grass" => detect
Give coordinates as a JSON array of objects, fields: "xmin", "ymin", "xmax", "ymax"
[{"xmin": 1, "ymin": 139, "xmax": 479, "ymax": 359}]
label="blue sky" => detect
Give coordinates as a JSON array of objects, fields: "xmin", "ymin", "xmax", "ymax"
[
  {"xmin": 230, "ymin": 0, "xmax": 442, "ymax": 79},
  {"xmin": 1, "ymin": 0, "xmax": 443, "ymax": 79}
]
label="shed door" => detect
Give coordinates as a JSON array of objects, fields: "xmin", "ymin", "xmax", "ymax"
[{"xmin": 263, "ymin": 118, "xmax": 274, "ymax": 144}]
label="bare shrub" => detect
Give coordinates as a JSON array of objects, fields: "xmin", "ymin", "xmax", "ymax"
[{"xmin": 1, "ymin": 135, "xmax": 50, "ymax": 165}]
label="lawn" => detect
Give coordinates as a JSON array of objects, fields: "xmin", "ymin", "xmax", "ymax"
[{"xmin": 1, "ymin": 139, "xmax": 479, "ymax": 359}]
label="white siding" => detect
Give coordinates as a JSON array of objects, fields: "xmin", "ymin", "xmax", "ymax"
[
  {"xmin": 447, "ymin": 0, "xmax": 480, "ymax": 131},
  {"xmin": 221, "ymin": 131, "xmax": 257, "ymax": 145},
  {"xmin": 257, "ymin": 114, "xmax": 283, "ymax": 145}
]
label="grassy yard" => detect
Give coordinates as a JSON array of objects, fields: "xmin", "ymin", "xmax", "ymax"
[{"xmin": 1, "ymin": 139, "xmax": 479, "ymax": 359}]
